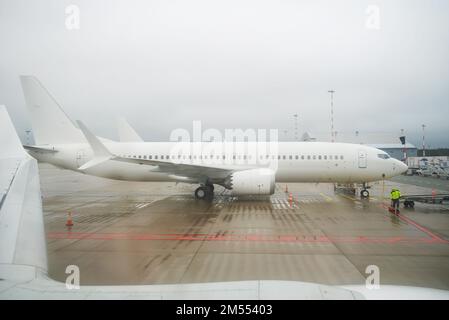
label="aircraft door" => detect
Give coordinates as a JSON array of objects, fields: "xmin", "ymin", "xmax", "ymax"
[{"xmin": 358, "ymin": 151, "xmax": 367, "ymax": 168}]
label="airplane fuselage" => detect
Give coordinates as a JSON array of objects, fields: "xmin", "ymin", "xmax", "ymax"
[{"xmin": 28, "ymin": 141, "xmax": 407, "ymax": 184}]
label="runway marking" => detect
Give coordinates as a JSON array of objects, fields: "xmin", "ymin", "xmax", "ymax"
[
  {"xmin": 319, "ymin": 193, "xmax": 333, "ymax": 202},
  {"xmin": 47, "ymin": 231, "xmax": 448, "ymax": 244},
  {"xmin": 135, "ymin": 202, "xmax": 152, "ymax": 209}
]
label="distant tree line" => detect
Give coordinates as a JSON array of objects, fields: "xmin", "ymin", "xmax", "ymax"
[{"xmin": 418, "ymin": 149, "xmax": 449, "ymax": 156}]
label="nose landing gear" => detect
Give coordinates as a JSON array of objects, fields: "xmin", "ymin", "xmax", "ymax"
[
  {"xmin": 360, "ymin": 189, "xmax": 370, "ymax": 198},
  {"xmin": 360, "ymin": 182, "xmax": 370, "ymax": 198}
]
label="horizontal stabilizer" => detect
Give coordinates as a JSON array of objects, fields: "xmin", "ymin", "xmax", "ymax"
[{"xmin": 23, "ymin": 145, "xmax": 58, "ymax": 153}]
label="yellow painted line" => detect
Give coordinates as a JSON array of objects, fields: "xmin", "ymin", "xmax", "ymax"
[
  {"xmin": 339, "ymin": 194, "xmax": 358, "ymax": 201},
  {"xmin": 320, "ymin": 193, "xmax": 333, "ymax": 201}
]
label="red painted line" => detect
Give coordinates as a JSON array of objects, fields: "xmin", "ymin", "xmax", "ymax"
[
  {"xmin": 379, "ymin": 203, "xmax": 448, "ymax": 244},
  {"xmin": 47, "ymin": 232, "xmax": 447, "ymax": 244}
]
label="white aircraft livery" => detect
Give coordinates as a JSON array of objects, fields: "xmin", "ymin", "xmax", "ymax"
[{"xmin": 20, "ymin": 75, "xmax": 408, "ymax": 199}]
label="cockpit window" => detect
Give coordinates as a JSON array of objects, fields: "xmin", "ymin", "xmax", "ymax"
[{"xmin": 377, "ymin": 154, "xmax": 390, "ymax": 159}]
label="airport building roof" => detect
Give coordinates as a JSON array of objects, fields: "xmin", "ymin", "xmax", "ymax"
[{"xmin": 301, "ymin": 132, "xmax": 417, "ymax": 149}]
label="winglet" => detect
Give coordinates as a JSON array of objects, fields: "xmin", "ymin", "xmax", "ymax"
[
  {"xmin": 76, "ymin": 120, "xmax": 113, "ymax": 170},
  {"xmin": 0, "ymin": 106, "xmax": 26, "ymax": 158},
  {"xmin": 117, "ymin": 117, "xmax": 143, "ymax": 142}
]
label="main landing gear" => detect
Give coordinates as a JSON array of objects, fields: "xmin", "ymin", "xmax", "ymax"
[{"xmin": 194, "ymin": 184, "xmax": 214, "ymax": 200}]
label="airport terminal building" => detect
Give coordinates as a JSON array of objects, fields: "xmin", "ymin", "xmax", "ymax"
[{"xmin": 301, "ymin": 132, "xmax": 418, "ymax": 160}]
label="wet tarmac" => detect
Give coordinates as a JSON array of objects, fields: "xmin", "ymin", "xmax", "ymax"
[{"xmin": 40, "ymin": 164, "xmax": 449, "ymax": 289}]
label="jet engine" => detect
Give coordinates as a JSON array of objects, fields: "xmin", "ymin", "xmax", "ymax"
[{"xmin": 225, "ymin": 168, "xmax": 275, "ymax": 195}]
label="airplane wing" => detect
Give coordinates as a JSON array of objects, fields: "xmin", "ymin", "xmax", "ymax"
[
  {"xmin": 0, "ymin": 106, "xmax": 47, "ymax": 282},
  {"xmin": 111, "ymin": 156, "xmax": 235, "ymax": 180}
]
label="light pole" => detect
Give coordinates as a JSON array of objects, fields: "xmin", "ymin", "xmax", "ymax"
[
  {"xmin": 293, "ymin": 114, "xmax": 299, "ymax": 141},
  {"xmin": 328, "ymin": 90, "xmax": 335, "ymax": 142},
  {"xmin": 422, "ymin": 124, "xmax": 426, "ymax": 157}
]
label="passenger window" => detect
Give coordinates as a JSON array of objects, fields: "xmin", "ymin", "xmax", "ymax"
[
  {"xmin": 329, "ymin": 155, "xmax": 332, "ymax": 160},
  {"xmin": 301, "ymin": 155, "xmax": 305, "ymax": 160},
  {"xmin": 283, "ymin": 155, "xmax": 286, "ymax": 160},
  {"xmin": 340, "ymin": 155, "xmax": 344, "ymax": 160},
  {"xmin": 154, "ymin": 155, "xmax": 158, "ymax": 159},
  {"xmin": 289, "ymin": 155, "xmax": 292, "ymax": 160},
  {"xmin": 307, "ymin": 155, "xmax": 311, "ymax": 160},
  {"xmin": 149, "ymin": 155, "xmax": 152, "ymax": 159},
  {"xmin": 324, "ymin": 155, "xmax": 327, "ymax": 160},
  {"xmin": 318, "ymin": 155, "xmax": 322, "ymax": 160},
  {"xmin": 313, "ymin": 155, "xmax": 316, "ymax": 160},
  {"xmin": 335, "ymin": 155, "xmax": 338, "ymax": 160},
  {"xmin": 295, "ymin": 155, "xmax": 298, "ymax": 160}
]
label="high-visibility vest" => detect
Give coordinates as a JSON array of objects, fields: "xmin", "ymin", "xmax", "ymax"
[{"xmin": 391, "ymin": 190, "xmax": 400, "ymax": 200}]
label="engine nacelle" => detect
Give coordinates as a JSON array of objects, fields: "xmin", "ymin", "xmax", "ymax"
[{"xmin": 227, "ymin": 168, "xmax": 275, "ymax": 195}]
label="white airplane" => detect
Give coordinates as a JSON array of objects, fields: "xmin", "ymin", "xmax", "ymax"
[
  {"xmin": 1, "ymin": 105, "xmax": 448, "ymax": 299},
  {"xmin": 20, "ymin": 75, "xmax": 408, "ymax": 200}
]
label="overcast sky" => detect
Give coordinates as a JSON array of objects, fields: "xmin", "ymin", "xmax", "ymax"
[{"xmin": 1, "ymin": 0, "xmax": 448, "ymax": 147}]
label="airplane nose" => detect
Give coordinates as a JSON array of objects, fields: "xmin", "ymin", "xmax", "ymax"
[
  {"xmin": 400, "ymin": 161, "xmax": 408, "ymax": 173},
  {"xmin": 395, "ymin": 160, "xmax": 408, "ymax": 174}
]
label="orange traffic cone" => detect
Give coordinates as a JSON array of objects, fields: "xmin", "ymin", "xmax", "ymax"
[
  {"xmin": 66, "ymin": 212, "xmax": 74, "ymax": 227},
  {"xmin": 288, "ymin": 193, "xmax": 293, "ymax": 206}
]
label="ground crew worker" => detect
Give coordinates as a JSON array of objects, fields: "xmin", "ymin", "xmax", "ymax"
[{"xmin": 390, "ymin": 188, "xmax": 401, "ymax": 212}]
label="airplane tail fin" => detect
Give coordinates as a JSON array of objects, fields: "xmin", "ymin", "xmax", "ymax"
[
  {"xmin": 117, "ymin": 117, "xmax": 143, "ymax": 142},
  {"xmin": 0, "ymin": 106, "xmax": 47, "ymax": 281},
  {"xmin": 20, "ymin": 75, "xmax": 84, "ymax": 145}
]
